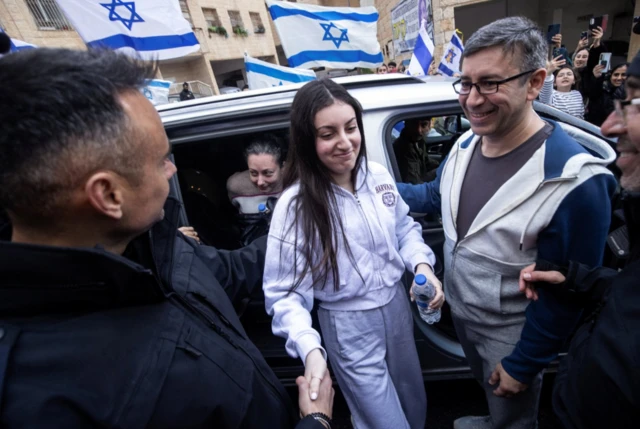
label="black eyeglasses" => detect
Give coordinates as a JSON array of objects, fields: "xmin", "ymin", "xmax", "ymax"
[
  {"xmin": 613, "ymin": 98, "xmax": 640, "ymax": 124},
  {"xmin": 452, "ymin": 69, "xmax": 538, "ymax": 95}
]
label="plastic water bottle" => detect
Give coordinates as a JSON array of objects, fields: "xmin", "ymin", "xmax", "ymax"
[
  {"xmin": 258, "ymin": 203, "xmax": 269, "ymax": 214},
  {"xmin": 413, "ymin": 274, "xmax": 441, "ymax": 324}
]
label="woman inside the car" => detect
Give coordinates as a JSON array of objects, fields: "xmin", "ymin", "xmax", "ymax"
[
  {"xmin": 226, "ymin": 134, "xmax": 284, "ymax": 245},
  {"xmin": 227, "ymin": 134, "xmax": 284, "ymax": 213},
  {"xmin": 263, "ymin": 78, "xmax": 444, "ymax": 429}
]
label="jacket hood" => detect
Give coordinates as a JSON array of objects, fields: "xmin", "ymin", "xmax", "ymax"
[
  {"xmin": 544, "ymin": 120, "xmax": 616, "ymax": 180},
  {"xmin": 457, "ymin": 119, "xmax": 615, "ymax": 181}
]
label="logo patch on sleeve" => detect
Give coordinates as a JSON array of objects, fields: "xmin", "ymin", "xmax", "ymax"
[{"xmin": 382, "ymin": 192, "xmax": 397, "ymax": 207}]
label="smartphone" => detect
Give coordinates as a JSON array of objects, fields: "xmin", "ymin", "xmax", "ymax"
[
  {"xmin": 589, "ymin": 14, "xmax": 609, "ymax": 33},
  {"xmin": 599, "ymin": 52, "xmax": 612, "ymax": 73},
  {"xmin": 546, "ymin": 24, "xmax": 561, "ymax": 43},
  {"xmin": 580, "ymin": 30, "xmax": 588, "ymax": 40}
]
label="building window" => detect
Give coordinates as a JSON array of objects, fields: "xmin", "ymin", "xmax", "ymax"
[
  {"xmin": 228, "ymin": 10, "xmax": 244, "ymax": 29},
  {"xmin": 26, "ymin": 0, "xmax": 72, "ymax": 31},
  {"xmin": 179, "ymin": 0, "xmax": 194, "ymax": 27},
  {"xmin": 202, "ymin": 8, "xmax": 221, "ymax": 28},
  {"xmin": 250, "ymin": 12, "xmax": 265, "ymax": 34}
]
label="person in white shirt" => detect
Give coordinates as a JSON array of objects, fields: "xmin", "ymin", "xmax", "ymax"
[
  {"xmin": 263, "ymin": 78, "xmax": 444, "ymax": 429},
  {"xmin": 539, "ymin": 58, "xmax": 585, "ymax": 119}
]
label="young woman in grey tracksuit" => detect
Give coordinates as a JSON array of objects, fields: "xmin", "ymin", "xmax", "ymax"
[{"xmin": 263, "ymin": 78, "xmax": 444, "ymax": 429}]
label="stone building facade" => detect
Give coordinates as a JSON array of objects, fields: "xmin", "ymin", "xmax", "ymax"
[
  {"xmin": 0, "ymin": 0, "xmax": 357, "ymax": 96},
  {"xmin": 375, "ymin": 0, "xmax": 639, "ymax": 71}
]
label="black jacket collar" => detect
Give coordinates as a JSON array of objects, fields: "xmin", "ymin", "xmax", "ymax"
[
  {"xmin": 0, "ymin": 198, "xmax": 182, "ymax": 316},
  {"xmin": 624, "ymin": 191, "xmax": 640, "ymax": 261}
]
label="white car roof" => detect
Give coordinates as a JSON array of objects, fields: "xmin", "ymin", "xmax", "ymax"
[{"xmin": 158, "ymin": 74, "xmax": 459, "ymax": 129}]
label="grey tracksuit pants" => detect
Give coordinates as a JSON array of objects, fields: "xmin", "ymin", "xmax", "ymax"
[
  {"xmin": 452, "ymin": 316, "xmax": 543, "ymax": 429},
  {"xmin": 318, "ymin": 285, "xmax": 426, "ymax": 429}
]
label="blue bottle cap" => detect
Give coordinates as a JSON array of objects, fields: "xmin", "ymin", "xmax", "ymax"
[
  {"xmin": 258, "ymin": 203, "xmax": 266, "ymax": 212},
  {"xmin": 414, "ymin": 274, "xmax": 427, "ymax": 285}
]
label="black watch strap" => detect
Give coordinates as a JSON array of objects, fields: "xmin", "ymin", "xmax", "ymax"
[{"xmin": 307, "ymin": 412, "xmax": 333, "ymax": 429}]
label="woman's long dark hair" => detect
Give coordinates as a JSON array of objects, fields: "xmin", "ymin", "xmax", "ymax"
[{"xmin": 281, "ymin": 78, "xmax": 367, "ymax": 293}]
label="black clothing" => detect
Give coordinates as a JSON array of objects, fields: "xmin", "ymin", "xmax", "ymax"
[
  {"xmin": 576, "ymin": 44, "xmax": 606, "ymax": 102},
  {"xmin": 586, "ymin": 76, "xmax": 626, "ymax": 127},
  {"xmin": 179, "ymin": 89, "xmax": 195, "ymax": 101},
  {"xmin": 456, "ymin": 123, "xmax": 553, "ymax": 239},
  {"xmin": 0, "ymin": 197, "xmax": 323, "ymax": 429},
  {"xmin": 393, "ymin": 130, "xmax": 440, "ymax": 184},
  {"xmin": 536, "ymin": 192, "xmax": 640, "ymax": 429}
]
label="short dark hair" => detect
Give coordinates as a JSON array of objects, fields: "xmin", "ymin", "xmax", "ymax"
[
  {"xmin": 244, "ymin": 134, "xmax": 284, "ymax": 166},
  {"xmin": 0, "ymin": 48, "xmax": 157, "ymax": 222},
  {"xmin": 183, "ymin": 82, "xmax": 189, "ymax": 86},
  {"xmin": 463, "ymin": 16, "xmax": 546, "ymax": 74},
  {"xmin": 0, "ymin": 32, "xmax": 11, "ymax": 55},
  {"xmin": 388, "ymin": 61, "xmax": 397, "ymax": 67}
]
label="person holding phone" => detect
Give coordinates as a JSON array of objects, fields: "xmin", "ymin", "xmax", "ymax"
[
  {"xmin": 572, "ymin": 26, "xmax": 605, "ymax": 100},
  {"xmin": 540, "ymin": 57, "xmax": 585, "ymax": 119},
  {"xmin": 549, "ymin": 33, "xmax": 571, "ymax": 65},
  {"xmin": 587, "ymin": 62, "xmax": 628, "ymax": 126}
]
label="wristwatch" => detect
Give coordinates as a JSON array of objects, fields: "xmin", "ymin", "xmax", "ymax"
[{"xmin": 307, "ymin": 412, "xmax": 332, "ymax": 429}]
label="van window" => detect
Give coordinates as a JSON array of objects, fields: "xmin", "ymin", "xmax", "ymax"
[
  {"xmin": 389, "ymin": 114, "xmax": 468, "ymax": 185},
  {"xmin": 172, "ymin": 129, "xmax": 289, "ymax": 250}
]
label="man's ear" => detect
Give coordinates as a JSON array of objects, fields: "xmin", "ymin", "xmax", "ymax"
[
  {"xmin": 85, "ymin": 171, "xmax": 124, "ymax": 220},
  {"xmin": 527, "ymin": 67, "xmax": 547, "ymax": 101}
]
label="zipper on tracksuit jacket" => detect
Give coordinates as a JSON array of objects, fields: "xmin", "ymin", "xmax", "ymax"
[
  {"xmin": 449, "ymin": 175, "xmax": 578, "ymax": 274},
  {"xmin": 353, "ymin": 190, "xmax": 384, "ymax": 281}
]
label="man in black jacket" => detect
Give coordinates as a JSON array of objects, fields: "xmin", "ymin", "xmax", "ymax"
[
  {"xmin": 519, "ymin": 50, "xmax": 640, "ymax": 429},
  {"xmin": 179, "ymin": 81, "xmax": 195, "ymax": 101},
  {"xmin": 0, "ymin": 48, "xmax": 333, "ymax": 429}
]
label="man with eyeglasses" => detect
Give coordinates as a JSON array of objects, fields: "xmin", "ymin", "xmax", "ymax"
[
  {"xmin": 397, "ymin": 17, "xmax": 616, "ymax": 429},
  {"xmin": 518, "ymin": 50, "xmax": 640, "ymax": 429}
]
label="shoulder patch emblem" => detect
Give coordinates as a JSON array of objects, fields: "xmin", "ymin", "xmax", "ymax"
[{"xmin": 382, "ymin": 191, "xmax": 397, "ymax": 207}]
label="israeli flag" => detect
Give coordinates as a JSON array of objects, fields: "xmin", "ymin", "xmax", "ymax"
[
  {"xmin": 438, "ymin": 32, "xmax": 464, "ymax": 76},
  {"xmin": 0, "ymin": 28, "xmax": 36, "ymax": 53},
  {"xmin": 141, "ymin": 79, "xmax": 171, "ymax": 106},
  {"xmin": 10, "ymin": 38, "xmax": 37, "ymax": 52},
  {"xmin": 245, "ymin": 54, "xmax": 316, "ymax": 90},
  {"xmin": 407, "ymin": 23, "xmax": 434, "ymax": 76},
  {"xmin": 54, "ymin": 0, "xmax": 200, "ymax": 60},
  {"xmin": 265, "ymin": 0, "xmax": 383, "ymax": 69}
]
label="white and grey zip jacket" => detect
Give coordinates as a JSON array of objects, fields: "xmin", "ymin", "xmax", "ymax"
[
  {"xmin": 263, "ymin": 161, "xmax": 435, "ymax": 363},
  {"xmin": 397, "ymin": 119, "xmax": 617, "ymax": 383}
]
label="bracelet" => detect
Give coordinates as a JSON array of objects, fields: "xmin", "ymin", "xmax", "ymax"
[{"xmin": 307, "ymin": 412, "xmax": 333, "ymax": 429}]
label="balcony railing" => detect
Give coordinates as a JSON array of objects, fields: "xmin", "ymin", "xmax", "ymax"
[{"xmin": 170, "ymin": 80, "xmax": 214, "ymax": 98}]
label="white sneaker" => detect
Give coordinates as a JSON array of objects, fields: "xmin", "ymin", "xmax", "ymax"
[{"xmin": 453, "ymin": 415, "xmax": 492, "ymax": 429}]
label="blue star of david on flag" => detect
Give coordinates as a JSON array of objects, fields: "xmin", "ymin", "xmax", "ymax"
[
  {"xmin": 100, "ymin": 0, "xmax": 144, "ymax": 31},
  {"xmin": 320, "ymin": 22, "xmax": 349, "ymax": 49}
]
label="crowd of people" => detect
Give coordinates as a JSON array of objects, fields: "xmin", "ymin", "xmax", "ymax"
[
  {"xmin": 0, "ymin": 14, "xmax": 639, "ymax": 429},
  {"xmin": 377, "ymin": 60, "xmax": 406, "ymax": 74},
  {"xmin": 537, "ymin": 27, "xmax": 630, "ymax": 127}
]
